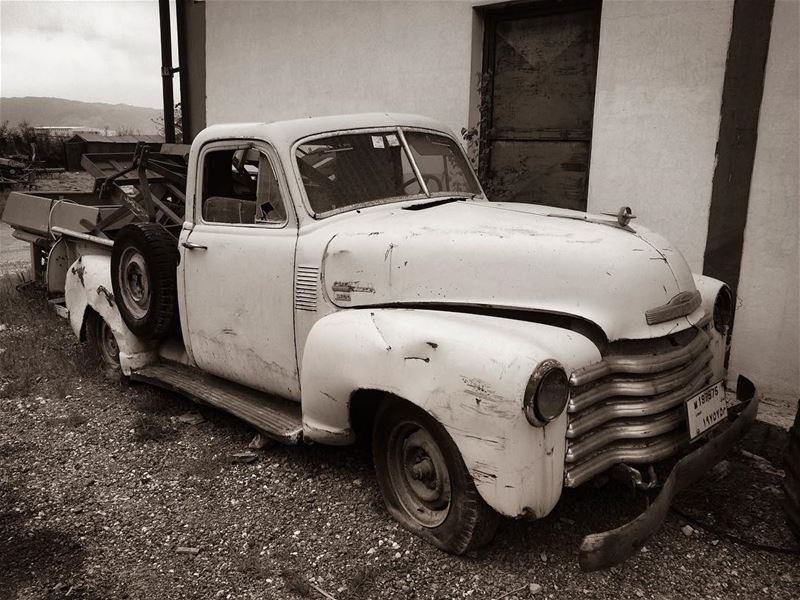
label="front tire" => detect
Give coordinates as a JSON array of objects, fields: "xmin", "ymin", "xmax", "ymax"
[{"xmin": 372, "ymin": 399, "xmax": 499, "ymax": 554}]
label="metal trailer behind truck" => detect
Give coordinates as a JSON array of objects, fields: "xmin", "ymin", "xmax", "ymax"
[{"xmin": 1, "ymin": 113, "xmax": 758, "ymax": 571}]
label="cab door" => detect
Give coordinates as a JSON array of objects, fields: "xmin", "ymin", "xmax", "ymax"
[{"xmin": 179, "ymin": 140, "xmax": 300, "ymax": 399}]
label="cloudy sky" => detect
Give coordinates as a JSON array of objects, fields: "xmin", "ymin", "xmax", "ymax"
[{"xmin": 1, "ymin": 0, "xmax": 178, "ymax": 108}]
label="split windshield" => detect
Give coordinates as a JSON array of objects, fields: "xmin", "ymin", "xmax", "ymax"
[{"xmin": 295, "ymin": 129, "xmax": 481, "ymax": 216}]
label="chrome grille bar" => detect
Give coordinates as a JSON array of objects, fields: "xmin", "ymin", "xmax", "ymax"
[
  {"xmin": 564, "ymin": 431, "xmax": 689, "ymax": 488},
  {"xmin": 566, "ymin": 368, "xmax": 712, "ymax": 438},
  {"xmin": 565, "ymin": 406, "xmax": 686, "ymax": 463},
  {"xmin": 570, "ymin": 329, "xmax": 709, "ymax": 386},
  {"xmin": 564, "ymin": 325, "xmax": 713, "ymax": 488},
  {"xmin": 568, "ymin": 349, "xmax": 713, "ymax": 413}
]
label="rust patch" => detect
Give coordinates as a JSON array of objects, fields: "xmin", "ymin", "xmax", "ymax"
[
  {"xmin": 71, "ymin": 265, "xmax": 86, "ymax": 287},
  {"xmin": 96, "ymin": 285, "xmax": 114, "ymax": 306},
  {"xmin": 404, "ymin": 356, "xmax": 430, "ymax": 363}
]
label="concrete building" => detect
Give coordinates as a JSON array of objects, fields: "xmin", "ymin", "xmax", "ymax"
[{"xmin": 178, "ymin": 0, "xmax": 799, "ymax": 399}]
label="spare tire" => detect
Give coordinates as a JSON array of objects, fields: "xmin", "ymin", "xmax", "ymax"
[
  {"xmin": 111, "ymin": 222, "xmax": 178, "ymax": 340},
  {"xmin": 785, "ymin": 403, "xmax": 800, "ymax": 541}
]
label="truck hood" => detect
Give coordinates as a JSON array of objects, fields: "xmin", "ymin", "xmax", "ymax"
[{"xmin": 321, "ymin": 200, "xmax": 704, "ymax": 341}]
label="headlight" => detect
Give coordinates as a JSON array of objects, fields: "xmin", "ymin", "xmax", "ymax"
[
  {"xmin": 713, "ymin": 285, "xmax": 734, "ymax": 335},
  {"xmin": 523, "ymin": 360, "xmax": 569, "ymax": 426}
]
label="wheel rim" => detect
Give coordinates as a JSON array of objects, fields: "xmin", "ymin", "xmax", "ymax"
[
  {"xmin": 386, "ymin": 421, "xmax": 451, "ymax": 528},
  {"xmin": 119, "ymin": 247, "xmax": 150, "ymax": 320},
  {"xmin": 96, "ymin": 318, "xmax": 119, "ymax": 367}
]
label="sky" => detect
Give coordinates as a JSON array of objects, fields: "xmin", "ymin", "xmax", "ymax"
[{"xmin": 0, "ymin": 0, "xmax": 178, "ymax": 108}]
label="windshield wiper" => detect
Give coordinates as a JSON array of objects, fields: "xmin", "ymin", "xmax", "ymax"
[{"xmin": 402, "ymin": 197, "xmax": 468, "ymax": 211}]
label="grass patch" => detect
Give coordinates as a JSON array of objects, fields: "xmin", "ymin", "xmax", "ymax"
[
  {"xmin": 131, "ymin": 414, "xmax": 177, "ymax": 442},
  {"xmin": 181, "ymin": 447, "xmax": 223, "ymax": 480},
  {"xmin": 281, "ymin": 569, "xmax": 313, "ymax": 597},
  {"xmin": 130, "ymin": 387, "xmax": 185, "ymax": 416},
  {"xmin": 237, "ymin": 554, "xmax": 273, "ymax": 579},
  {"xmin": 47, "ymin": 411, "xmax": 89, "ymax": 428},
  {"xmin": 0, "ymin": 273, "xmax": 98, "ymax": 400}
]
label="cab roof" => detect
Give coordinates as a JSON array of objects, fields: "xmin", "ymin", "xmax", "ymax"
[{"xmin": 194, "ymin": 113, "xmax": 454, "ymax": 150}]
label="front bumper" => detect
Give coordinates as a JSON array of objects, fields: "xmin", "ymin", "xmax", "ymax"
[{"xmin": 578, "ymin": 376, "xmax": 758, "ymax": 571}]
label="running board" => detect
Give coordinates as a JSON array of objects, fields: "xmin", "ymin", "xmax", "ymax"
[{"xmin": 131, "ymin": 363, "xmax": 303, "ymax": 444}]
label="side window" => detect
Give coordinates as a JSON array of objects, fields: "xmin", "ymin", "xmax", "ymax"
[{"xmin": 201, "ymin": 147, "xmax": 287, "ymax": 225}]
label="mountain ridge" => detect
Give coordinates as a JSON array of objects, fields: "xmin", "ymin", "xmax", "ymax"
[{"xmin": 0, "ymin": 96, "xmax": 163, "ymax": 134}]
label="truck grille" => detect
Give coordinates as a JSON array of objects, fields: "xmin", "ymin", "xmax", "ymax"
[{"xmin": 564, "ymin": 326, "xmax": 713, "ymax": 487}]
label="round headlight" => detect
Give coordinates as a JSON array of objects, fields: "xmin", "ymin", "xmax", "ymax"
[
  {"xmin": 713, "ymin": 285, "xmax": 734, "ymax": 335},
  {"xmin": 523, "ymin": 360, "xmax": 569, "ymax": 426}
]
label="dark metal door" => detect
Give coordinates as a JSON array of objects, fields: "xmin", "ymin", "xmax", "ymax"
[{"xmin": 481, "ymin": 1, "xmax": 601, "ymax": 210}]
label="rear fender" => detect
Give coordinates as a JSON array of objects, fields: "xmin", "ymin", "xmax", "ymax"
[
  {"xmin": 300, "ymin": 308, "xmax": 600, "ymax": 517},
  {"xmin": 65, "ymin": 254, "xmax": 157, "ymax": 374}
]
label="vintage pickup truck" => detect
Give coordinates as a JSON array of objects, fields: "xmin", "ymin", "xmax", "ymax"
[{"xmin": 1, "ymin": 113, "xmax": 758, "ymax": 570}]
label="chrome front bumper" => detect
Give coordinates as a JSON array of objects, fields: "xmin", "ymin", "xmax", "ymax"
[{"xmin": 577, "ymin": 376, "xmax": 758, "ymax": 571}]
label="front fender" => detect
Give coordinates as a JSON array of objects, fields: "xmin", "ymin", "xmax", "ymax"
[
  {"xmin": 65, "ymin": 254, "xmax": 157, "ymax": 374},
  {"xmin": 300, "ymin": 308, "xmax": 600, "ymax": 518},
  {"xmin": 692, "ymin": 273, "xmax": 730, "ymax": 383}
]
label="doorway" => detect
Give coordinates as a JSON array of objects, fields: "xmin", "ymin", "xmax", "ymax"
[{"xmin": 480, "ymin": 0, "xmax": 602, "ymax": 211}]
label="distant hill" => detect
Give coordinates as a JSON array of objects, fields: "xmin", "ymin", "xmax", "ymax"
[{"xmin": 0, "ymin": 97, "xmax": 162, "ymax": 135}]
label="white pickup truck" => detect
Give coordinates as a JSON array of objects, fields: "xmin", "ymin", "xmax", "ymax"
[{"xmin": 1, "ymin": 113, "xmax": 757, "ymax": 570}]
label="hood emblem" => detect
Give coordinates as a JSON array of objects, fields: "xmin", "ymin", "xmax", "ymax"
[
  {"xmin": 548, "ymin": 206, "xmax": 637, "ymax": 233},
  {"xmin": 645, "ymin": 290, "xmax": 702, "ymax": 325},
  {"xmin": 615, "ymin": 206, "xmax": 636, "ymax": 227},
  {"xmin": 601, "ymin": 206, "xmax": 636, "ymax": 230}
]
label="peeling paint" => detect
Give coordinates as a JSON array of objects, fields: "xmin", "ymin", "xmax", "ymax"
[
  {"xmin": 369, "ymin": 312, "xmax": 392, "ymax": 351},
  {"xmin": 72, "ymin": 264, "xmax": 85, "ymax": 287}
]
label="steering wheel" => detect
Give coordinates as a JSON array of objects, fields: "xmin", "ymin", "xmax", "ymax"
[{"xmin": 403, "ymin": 174, "xmax": 443, "ymax": 194}]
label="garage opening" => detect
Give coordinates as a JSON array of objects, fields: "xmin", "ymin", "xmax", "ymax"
[{"xmin": 480, "ymin": 0, "xmax": 602, "ymax": 211}]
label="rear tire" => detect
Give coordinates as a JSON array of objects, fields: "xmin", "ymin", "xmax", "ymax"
[
  {"xmin": 784, "ymin": 404, "xmax": 800, "ymax": 541},
  {"xmin": 372, "ymin": 399, "xmax": 499, "ymax": 554},
  {"xmin": 85, "ymin": 311, "xmax": 120, "ymax": 372},
  {"xmin": 111, "ymin": 223, "xmax": 178, "ymax": 340}
]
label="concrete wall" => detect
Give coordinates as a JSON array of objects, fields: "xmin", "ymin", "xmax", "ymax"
[
  {"xmin": 586, "ymin": 0, "xmax": 734, "ymax": 272},
  {"xmin": 205, "ymin": 0, "xmax": 479, "ymax": 138},
  {"xmin": 730, "ymin": 0, "xmax": 799, "ymax": 399}
]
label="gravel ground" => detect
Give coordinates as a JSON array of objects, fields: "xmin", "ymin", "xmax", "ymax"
[{"xmin": 0, "ymin": 282, "xmax": 798, "ymax": 599}]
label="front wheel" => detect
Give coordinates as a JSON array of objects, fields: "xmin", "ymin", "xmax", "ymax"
[{"xmin": 372, "ymin": 400, "xmax": 499, "ymax": 554}]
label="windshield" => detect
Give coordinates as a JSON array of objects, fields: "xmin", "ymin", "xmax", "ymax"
[{"xmin": 295, "ymin": 129, "xmax": 481, "ymax": 215}]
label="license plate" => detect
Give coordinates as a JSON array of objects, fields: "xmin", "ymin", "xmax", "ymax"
[{"xmin": 686, "ymin": 380, "xmax": 728, "ymax": 441}]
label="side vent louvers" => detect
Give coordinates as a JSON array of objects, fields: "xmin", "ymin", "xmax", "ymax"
[{"xmin": 295, "ymin": 265, "xmax": 319, "ymax": 311}]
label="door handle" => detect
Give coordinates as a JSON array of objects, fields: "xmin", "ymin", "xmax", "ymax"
[{"xmin": 181, "ymin": 241, "xmax": 208, "ymax": 250}]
